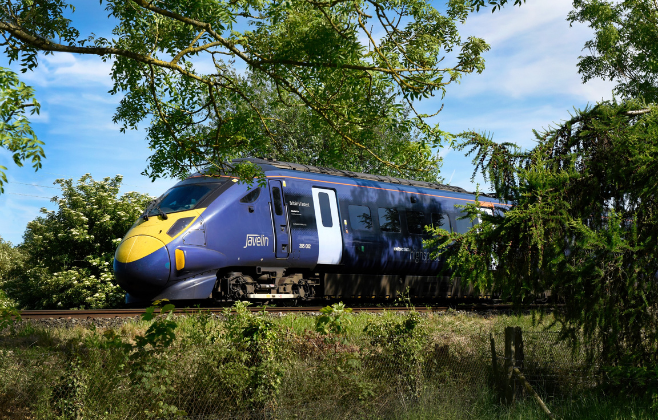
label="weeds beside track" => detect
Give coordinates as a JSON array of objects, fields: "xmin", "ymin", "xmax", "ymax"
[{"xmin": 18, "ymin": 303, "xmax": 543, "ymax": 319}]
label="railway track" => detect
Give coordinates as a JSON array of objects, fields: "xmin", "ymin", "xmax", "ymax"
[{"xmin": 18, "ymin": 304, "xmax": 527, "ymax": 319}]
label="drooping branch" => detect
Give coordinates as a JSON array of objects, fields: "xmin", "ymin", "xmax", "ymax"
[{"xmin": 0, "ymin": 0, "xmax": 487, "ymax": 178}]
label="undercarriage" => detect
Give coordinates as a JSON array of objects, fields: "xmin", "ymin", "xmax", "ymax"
[{"xmin": 216, "ymin": 269, "xmax": 320, "ymax": 301}]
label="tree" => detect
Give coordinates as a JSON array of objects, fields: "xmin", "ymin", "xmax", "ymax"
[
  {"xmin": 3, "ymin": 174, "xmax": 152, "ymax": 309},
  {"xmin": 425, "ymin": 100, "xmax": 658, "ymax": 369},
  {"xmin": 0, "ymin": 67, "xmax": 44, "ymax": 193},
  {"xmin": 0, "ymin": 237, "xmax": 24, "ymax": 308},
  {"xmin": 0, "ymin": 0, "xmax": 494, "ymax": 179},
  {"xmin": 568, "ymin": 0, "xmax": 658, "ymax": 103},
  {"xmin": 147, "ymin": 71, "xmax": 442, "ymax": 182},
  {"xmin": 438, "ymin": 1, "xmax": 659, "ymax": 375}
]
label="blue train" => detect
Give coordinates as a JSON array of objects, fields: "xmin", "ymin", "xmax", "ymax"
[{"xmin": 114, "ymin": 158, "xmax": 502, "ymax": 303}]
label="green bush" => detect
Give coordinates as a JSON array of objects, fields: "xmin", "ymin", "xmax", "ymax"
[
  {"xmin": 0, "ymin": 237, "xmax": 24, "ymax": 309},
  {"xmin": 3, "ymin": 174, "xmax": 152, "ymax": 309},
  {"xmin": 364, "ymin": 311, "xmax": 429, "ymax": 397},
  {"xmin": 222, "ymin": 302, "xmax": 284, "ymax": 409},
  {"xmin": 315, "ymin": 301, "xmax": 353, "ymax": 335},
  {"xmin": 0, "ymin": 309, "xmax": 656, "ymax": 419}
]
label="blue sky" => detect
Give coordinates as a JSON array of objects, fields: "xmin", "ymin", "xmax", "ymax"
[{"xmin": 0, "ymin": 0, "xmax": 616, "ymax": 245}]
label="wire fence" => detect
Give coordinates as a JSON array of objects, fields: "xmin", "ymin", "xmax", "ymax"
[{"xmin": 0, "ymin": 329, "xmax": 654, "ymax": 419}]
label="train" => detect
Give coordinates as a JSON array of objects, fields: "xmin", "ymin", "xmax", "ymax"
[{"xmin": 113, "ymin": 158, "xmax": 504, "ymax": 304}]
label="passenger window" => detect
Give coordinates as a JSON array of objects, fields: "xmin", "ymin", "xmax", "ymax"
[
  {"xmin": 318, "ymin": 192, "xmax": 333, "ymax": 227},
  {"xmin": 432, "ymin": 213, "xmax": 451, "ymax": 232},
  {"xmin": 406, "ymin": 211, "xmax": 426, "ymax": 234},
  {"xmin": 272, "ymin": 187, "xmax": 283, "ymax": 216},
  {"xmin": 348, "ymin": 205, "xmax": 373, "ymax": 230},
  {"xmin": 454, "ymin": 214, "xmax": 473, "ymax": 234},
  {"xmin": 378, "ymin": 208, "xmax": 401, "ymax": 233},
  {"xmin": 240, "ymin": 188, "xmax": 261, "ymax": 203}
]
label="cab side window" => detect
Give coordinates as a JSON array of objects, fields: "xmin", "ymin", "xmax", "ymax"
[
  {"xmin": 349, "ymin": 205, "xmax": 373, "ymax": 230},
  {"xmin": 240, "ymin": 188, "xmax": 261, "ymax": 203},
  {"xmin": 272, "ymin": 187, "xmax": 283, "ymax": 216},
  {"xmin": 378, "ymin": 208, "xmax": 401, "ymax": 233}
]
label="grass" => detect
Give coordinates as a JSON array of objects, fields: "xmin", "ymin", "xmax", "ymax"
[
  {"xmin": 2, "ymin": 309, "xmax": 560, "ymax": 351},
  {"xmin": 0, "ymin": 307, "xmax": 654, "ymax": 419}
]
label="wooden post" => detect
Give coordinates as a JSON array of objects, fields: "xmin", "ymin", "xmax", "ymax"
[
  {"xmin": 514, "ymin": 327, "xmax": 524, "ymax": 369},
  {"xmin": 513, "ymin": 367, "xmax": 555, "ymax": 419},
  {"xmin": 504, "ymin": 326, "xmax": 515, "ymax": 404}
]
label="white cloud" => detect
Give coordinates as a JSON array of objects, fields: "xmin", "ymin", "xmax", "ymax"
[
  {"xmin": 448, "ymin": 0, "xmax": 617, "ymax": 102},
  {"xmin": 19, "ymin": 53, "xmax": 114, "ymax": 88},
  {"xmin": 80, "ymin": 93, "xmax": 123, "ymax": 105},
  {"xmin": 466, "ymin": 0, "xmax": 573, "ymax": 48}
]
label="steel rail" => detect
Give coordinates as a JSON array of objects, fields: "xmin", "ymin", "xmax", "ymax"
[{"xmin": 17, "ymin": 304, "xmax": 528, "ymax": 319}]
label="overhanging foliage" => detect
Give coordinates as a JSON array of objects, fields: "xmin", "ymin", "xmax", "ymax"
[
  {"xmin": 0, "ymin": 0, "xmax": 502, "ymax": 179},
  {"xmin": 425, "ymin": 100, "xmax": 658, "ymax": 366}
]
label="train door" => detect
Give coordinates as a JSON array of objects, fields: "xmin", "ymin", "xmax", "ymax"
[
  {"xmin": 479, "ymin": 206, "xmax": 496, "ymax": 270},
  {"xmin": 311, "ymin": 187, "xmax": 343, "ymax": 265},
  {"xmin": 269, "ymin": 180, "xmax": 290, "ymax": 258}
]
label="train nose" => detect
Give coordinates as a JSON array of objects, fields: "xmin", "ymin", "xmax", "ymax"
[{"xmin": 113, "ymin": 235, "xmax": 171, "ymax": 297}]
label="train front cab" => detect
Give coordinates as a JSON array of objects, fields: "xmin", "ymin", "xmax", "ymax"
[{"xmin": 114, "ymin": 177, "xmax": 234, "ymax": 302}]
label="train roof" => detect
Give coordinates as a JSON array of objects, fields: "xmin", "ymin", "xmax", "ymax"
[
  {"xmin": 231, "ymin": 158, "xmax": 474, "ymax": 194},
  {"xmin": 189, "ymin": 157, "xmax": 498, "ymax": 199}
]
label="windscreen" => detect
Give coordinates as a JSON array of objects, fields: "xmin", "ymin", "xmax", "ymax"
[{"xmin": 149, "ymin": 183, "xmax": 219, "ymax": 215}]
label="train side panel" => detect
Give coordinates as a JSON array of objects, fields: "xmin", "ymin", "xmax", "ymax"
[{"xmin": 116, "ymin": 163, "xmax": 504, "ymax": 302}]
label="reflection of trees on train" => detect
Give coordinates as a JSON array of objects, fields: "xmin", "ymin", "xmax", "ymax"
[
  {"xmin": 378, "ymin": 208, "xmax": 401, "ymax": 232},
  {"xmin": 406, "ymin": 211, "xmax": 425, "ymax": 234},
  {"xmin": 348, "ymin": 205, "xmax": 374, "ymax": 231},
  {"xmin": 358, "ymin": 212, "xmax": 373, "ymax": 230},
  {"xmin": 432, "ymin": 213, "xmax": 449, "ymax": 231}
]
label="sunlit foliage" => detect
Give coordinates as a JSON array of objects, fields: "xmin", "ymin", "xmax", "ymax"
[
  {"xmin": 3, "ymin": 175, "xmax": 152, "ymax": 309},
  {"xmin": 0, "ymin": 0, "xmax": 501, "ymax": 179}
]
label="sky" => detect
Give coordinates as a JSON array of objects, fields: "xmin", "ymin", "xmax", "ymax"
[{"xmin": 0, "ymin": 0, "xmax": 617, "ymax": 245}]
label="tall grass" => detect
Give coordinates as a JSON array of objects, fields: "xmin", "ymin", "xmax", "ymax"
[{"xmin": 0, "ymin": 308, "xmax": 654, "ymax": 419}]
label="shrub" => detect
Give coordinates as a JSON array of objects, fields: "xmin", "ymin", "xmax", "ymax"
[
  {"xmin": 4, "ymin": 174, "xmax": 152, "ymax": 309},
  {"xmin": 315, "ymin": 302, "xmax": 353, "ymax": 335},
  {"xmin": 364, "ymin": 311, "xmax": 429, "ymax": 397},
  {"xmin": 0, "ymin": 237, "xmax": 24, "ymax": 309}
]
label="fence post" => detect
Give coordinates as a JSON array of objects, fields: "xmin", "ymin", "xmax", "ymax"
[
  {"xmin": 513, "ymin": 367, "xmax": 556, "ymax": 419},
  {"xmin": 504, "ymin": 326, "xmax": 515, "ymax": 404},
  {"xmin": 514, "ymin": 327, "xmax": 524, "ymax": 369}
]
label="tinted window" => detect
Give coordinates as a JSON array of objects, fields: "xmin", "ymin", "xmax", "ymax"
[
  {"xmin": 150, "ymin": 184, "xmax": 216, "ymax": 215},
  {"xmin": 272, "ymin": 187, "xmax": 283, "ymax": 216},
  {"xmin": 454, "ymin": 214, "xmax": 473, "ymax": 234},
  {"xmin": 318, "ymin": 192, "xmax": 333, "ymax": 227},
  {"xmin": 432, "ymin": 213, "xmax": 451, "ymax": 232},
  {"xmin": 349, "ymin": 205, "xmax": 373, "ymax": 230},
  {"xmin": 166, "ymin": 217, "xmax": 195, "ymax": 237},
  {"xmin": 378, "ymin": 208, "xmax": 401, "ymax": 233},
  {"xmin": 406, "ymin": 211, "xmax": 426, "ymax": 234},
  {"xmin": 240, "ymin": 188, "xmax": 261, "ymax": 203}
]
